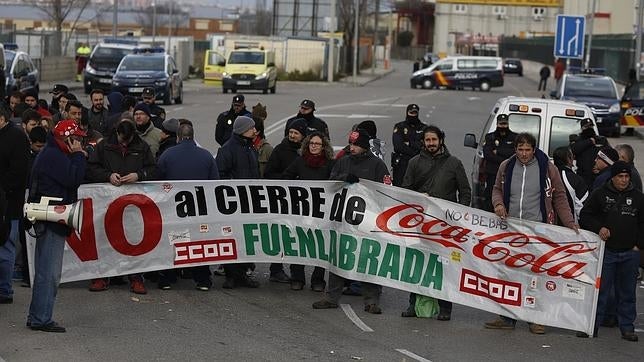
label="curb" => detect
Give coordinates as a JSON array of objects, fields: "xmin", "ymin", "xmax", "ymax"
[{"xmin": 338, "ymin": 68, "xmax": 396, "ymax": 87}]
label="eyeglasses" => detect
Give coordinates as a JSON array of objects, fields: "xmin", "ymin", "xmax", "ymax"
[{"xmin": 309, "ymin": 142, "xmax": 323, "ymax": 146}]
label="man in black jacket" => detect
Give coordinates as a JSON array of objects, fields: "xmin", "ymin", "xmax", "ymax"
[
  {"xmin": 313, "ymin": 128, "xmax": 390, "ymax": 314},
  {"xmin": 391, "ymin": 104, "xmax": 427, "ymax": 186},
  {"xmin": 284, "ymin": 99, "xmax": 329, "ymax": 139},
  {"xmin": 0, "ymin": 105, "xmax": 29, "ymax": 304},
  {"xmin": 579, "ymin": 161, "xmax": 644, "ymax": 342},
  {"xmin": 538, "ymin": 65, "xmax": 550, "ymax": 91},
  {"xmin": 215, "ymin": 94, "xmax": 252, "ymax": 146},
  {"xmin": 572, "ymin": 118, "xmax": 609, "ymax": 188},
  {"xmin": 216, "ymin": 115, "xmax": 261, "ymax": 289},
  {"xmin": 482, "ymin": 114, "xmax": 516, "ymax": 211}
]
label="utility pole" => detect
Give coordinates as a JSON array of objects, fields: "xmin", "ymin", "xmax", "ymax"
[
  {"xmin": 112, "ymin": 0, "xmax": 118, "ymax": 37},
  {"xmin": 372, "ymin": 0, "xmax": 379, "ymax": 75},
  {"xmin": 352, "ymin": 0, "xmax": 359, "ymax": 86},
  {"xmin": 328, "ymin": 0, "xmax": 336, "ymax": 83},
  {"xmin": 167, "ymin": 1, "xmax": 173, "ymax": 52},
  {"xmin": 584, "ymin": 0, "xmax": 597, "ymax": 69},
  {"xmin": 636, "ymin": 0, "xmax": 644, "ymax": 81},
  {"xmin": 152, "ymin": 2, "xmax": 157, "ymax": 45}
]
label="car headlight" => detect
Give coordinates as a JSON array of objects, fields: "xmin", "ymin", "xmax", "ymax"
[
  {"xmin": 256, "ymin": 72, "xmax": 268, "ymax": 80},
  {"xmin": 608, "ymin": 102, "xmax": 620, "ymax": 113},
  {"xmin": 155, "ymin": 80, "xmax": 167, "ymax": 86},
  {"xmin": 112, "ymin": 80, "xmax": 120, "ymax": 86},
  {"xmin": 222, "ymin": 72, "xmax": 231, "ymax": 79},
  {"xmin": 85, "ymin": 64, "xmax": 98, "ymax": 75}
]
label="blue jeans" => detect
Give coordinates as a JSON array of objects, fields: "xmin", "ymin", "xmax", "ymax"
[
  {"xmin": 28, "ymin": 223, "xmax": 66, "ymax": 326},
  {"xmin": 0, "ymin": 219, "xmax": 19, "ymax": 298},
  {"xmin": 595, "ymin": 248, "xmax": 640, "ymax": 333}
]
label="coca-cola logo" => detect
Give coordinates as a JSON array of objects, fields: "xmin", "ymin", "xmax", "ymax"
[{"xmin": 375, "ymin": 204, "xmax": 597, "ymax": 280}]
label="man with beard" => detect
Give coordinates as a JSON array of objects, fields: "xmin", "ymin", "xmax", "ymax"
[
  {"xmin": 312, "ymin": 128, "xmax": 390, "ymax": 314},
  {"xmin": 482, "ymin": 114, "xmax": 516, "ymax": 211},
  {"xmin": 400, "ymin": 125, "xmax": 471, "ymax": 320},
  {"xmin": 133, "ymin": 103, "xmax": 162, "ymax": 156},
  {"xmin": 571, "ymin": 118, "xmax": 609, "ymax": 188},
  {"xmin": 215, "ymin": 115, "xmax": 261, "ymax": 289},
  {"xmin": 215, "ymin": 94, "xmax": 252, "ymax": 146},
  {"xmin": 87, "ymin": 89, "xmax": 109, "ymax": 136},
  {"xmin": 391, "ymin": 104, "xmax": 427, "ymax": 186},
  {"xmin": 263, "ymin": 118, "xmax": 308, "ymax": 283},
  {"xmin": 284, "ymin": 99, "xmax": 329, "ymax": 139},
  {"xmin": 141, "ymin": 87, "xmax": 166, "ymax": 129}
]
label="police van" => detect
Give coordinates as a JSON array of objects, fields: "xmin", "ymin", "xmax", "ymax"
[
  {"xmin": 463, "ymin": 97, "xmax": 597, "ymax": 209},
  {"xmin": 410, "ymin": 56, "xmax": 504, "ymax": 91}
]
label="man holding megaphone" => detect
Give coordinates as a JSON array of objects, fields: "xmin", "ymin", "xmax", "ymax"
[{"xmin": 25, "ymin": 119, "xmax": 87, "ymax": 333}]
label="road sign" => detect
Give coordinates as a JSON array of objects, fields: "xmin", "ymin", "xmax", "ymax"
[{"xmin": 554, "ymin": 15, "xmax": 586, "ymax": 59}]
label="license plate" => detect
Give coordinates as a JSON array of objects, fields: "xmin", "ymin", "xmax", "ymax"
[
  {"xmin": 596, "ymin": 117, "xmax": 603, "ymax": 123},
  {"xmin": 99, "ymin": 78, "xmax": 112, "ymax": 84},
  {"xmin": 237, "ymin": 81, "xmax": 251, "ymax": 85},
  {"xmin": 129, "ymin": 87, "xmax": 143, "ymax": 93}
]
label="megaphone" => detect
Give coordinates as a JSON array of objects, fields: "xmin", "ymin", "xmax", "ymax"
[{"xmin": 24, "ymin": 197, "xmax": 83, "ymax": 231}]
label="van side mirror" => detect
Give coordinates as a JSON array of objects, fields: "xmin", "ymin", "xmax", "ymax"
[
  {"xmin": 217, "ymin": 60, "xmax": 226, "ymax": 66},
  {"xmin": 267, "ymin": 62, "xmax": 275, "ymax": 67},
  {"xmin": 549, "ymin": 90, "xmax": 557, "ymax": 99},
  {"xmin": 172, "ymin": 69, "xmax": 178, "ymax": 74},
  {"xmin": 464, "ymin": 133, "xmax": 478, "ymax": 148}
]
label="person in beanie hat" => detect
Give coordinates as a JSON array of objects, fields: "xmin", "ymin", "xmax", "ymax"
[
  {"xmin": 133, "ymin": 103, "xmax": 162, "ymax": 156},
  {"xmin": 251, "ymin": 103, "xmax": 273, "ymax": 177},
  {"xmin": 591, "ymin": 146, "xmax": 620, "ymax": 191},
  {"xmin": 216, "ymin": 115, "xmax": 260, "ymax": 289},
  {"xmin": 579, "ymin": 159, "xmax": 644, "ymax": 341},
  {"xmin": 313, "ymin": 126, "xmax": 390, "ymax": 313},
  {"xmin": 26, "ymin": 117, "xmax": 86, "ymax": 333},
  {"xmin": 284, "ymin": 99, "xmax": 329, "ymax": 139},
  {"xmin": 215, "ymin": 94, "xmax": 252, "ymax": 146},
  {"xmin": 263, "ymin": 118, "xmax": 308, "ymax": 284},
  {"xmin": 391, "ymin": 104, "xmax": 427, "ymax": 186}
]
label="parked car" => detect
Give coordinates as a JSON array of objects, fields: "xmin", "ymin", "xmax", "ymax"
[
  {"xmin": 83, "ymin": 38, "xmax": 138, "ymax": 94},
  {"xmin": 3, "ymin": 48, "xmax": 39, "ymax": 97},
  {"xmin": 464, "ymin": 96, "xmax": 596, "ymax": 209},
  {"xmin": 550, "ymin": 73, "xmax": 621, "ymax": 137},
  {"xmin": 111, "ymin": 49, "xmax": 183, "ymax": 105},
  {"xmin": 410, "ymin": 56, "xmax": 504, "ymax": 91},
  {"xmin": 503, "ymin": 58, "xmax": 523, "ymax": 76}
]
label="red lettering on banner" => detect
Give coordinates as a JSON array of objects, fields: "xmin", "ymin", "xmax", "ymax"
[
  {"xmin": 66, "ymin": 198, "xmax": 98, "ymax": 261},
  {"xmin": 460, "ymin": 268, "xmax": 522, "ymax": 306},
  {"xmin": 104, "ymin": 194, "xmax": 162, "ymax": 256},
  {"xmin": 375, "ymin": 204, "xmax": 468, "ymax": 250},
  {"xmin": 472, "ymin": 232, "xmax": 595, "ymax": 279},
  {"xmin": 173, "ymin": 239, "xmax": 238, "ymax": 265}
]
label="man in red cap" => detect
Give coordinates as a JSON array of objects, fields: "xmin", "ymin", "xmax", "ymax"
[{"xmin": 26, "ymin": 119, "xmax": 87, "ymax": 333}]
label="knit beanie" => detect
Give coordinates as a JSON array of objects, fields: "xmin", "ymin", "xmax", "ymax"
[
  {"xmin": 349, "ymin": 128, "xmax": 371, "ymax": 149},
  {"xmin": 133, "ymin": 103, "xmax": 151, "ymax": 117},
  {"xmin": 233, "ymin": 115, "xmax": 255, "ymax": 135},
  {"xmin": 288, "ymin": 118, "xmax": 308, "ymax": 137}
]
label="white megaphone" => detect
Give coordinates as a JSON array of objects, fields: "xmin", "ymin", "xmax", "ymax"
[{"xmin": 24, "ymin": 197, "xmax": 83, "ymax": 231}]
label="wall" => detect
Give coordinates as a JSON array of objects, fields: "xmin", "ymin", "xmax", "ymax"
[{"xmin": 39, "ymin": 57, "xmax": 75, "ymax": 82}]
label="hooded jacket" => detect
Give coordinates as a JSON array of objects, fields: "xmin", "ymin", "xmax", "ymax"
[
  {"xmin": 402, "ymin": 146, "xmax": 471, "ymax": 205},
  {"xmin": 492, "ymin": 148, "xmax": 575, "ymax": 228}
]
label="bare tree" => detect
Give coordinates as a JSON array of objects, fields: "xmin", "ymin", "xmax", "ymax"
[
  {"xmin": 255, "ymin": 9, "xmax": 273, "ymax": 36},
  {"xmin": 337, "ymin": 0, "xmax": 369, "ymax": 74},
  {"xmin": 30, "ymin": 0, "xmax": 92, "ymax": 56},
  {"xmin": 135, "ymin": 4, "xmax": 190, "ymax": 37}
]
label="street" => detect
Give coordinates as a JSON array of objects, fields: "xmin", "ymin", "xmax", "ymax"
[{"xmin": 2, "ymin": 61, "xmax": 644, "ymax": 361}]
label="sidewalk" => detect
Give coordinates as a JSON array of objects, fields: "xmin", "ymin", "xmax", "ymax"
[{"xmin": 336, "ymin": 65, "xmax": 396, "ymax": 86}]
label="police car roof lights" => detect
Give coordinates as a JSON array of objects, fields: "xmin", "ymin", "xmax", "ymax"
[{"xmin": 133, "ymin": 47, "xmax": 166, "ymax": 54}]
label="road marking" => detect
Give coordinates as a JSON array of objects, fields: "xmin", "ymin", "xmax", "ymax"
[
  {"xmin": 315, "ymin": 114, "xmax": 390, "ymax": 119},
  {"xmin": 395, "ymin": 349, "xmax": 432, "ymax": 362},
  {"xmin": 264, "ymin": 95, "xmax": 401, "ymax": 136},
  {"xmin": 340, "ymin": 304, "xmax": 373, "ymax": 332}
]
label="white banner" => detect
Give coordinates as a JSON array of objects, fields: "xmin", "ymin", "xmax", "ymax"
[{"xmin": 28, "ymin": 179, "xmax": 603, "ymax": 334}]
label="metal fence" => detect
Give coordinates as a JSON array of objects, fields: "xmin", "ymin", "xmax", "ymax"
[
  {"xmin": 0, "ymin": 27, "xmax": 101, "ymax": 58},
  {"xmin": 500, "ymin": 34, "xmax": 635, "ymax": 84}
]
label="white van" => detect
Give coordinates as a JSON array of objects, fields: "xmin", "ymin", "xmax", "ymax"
[{"xmin": 463, "ymin": 96, "xmax": 597, "ymax": 209}]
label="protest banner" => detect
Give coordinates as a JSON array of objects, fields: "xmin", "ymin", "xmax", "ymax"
[{"xmin": 27, "ymin": 179, "xmax": 603, "ymax": 334}]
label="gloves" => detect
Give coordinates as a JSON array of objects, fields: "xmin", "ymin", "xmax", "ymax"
[{"xmin": 346, "ymin": 174, "xmax": 360, "ymax": 184}]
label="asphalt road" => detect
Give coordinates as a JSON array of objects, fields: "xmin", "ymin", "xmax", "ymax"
[{"xmin": 2, "ymin": 61, "xmax": 644, "ymax": 361}]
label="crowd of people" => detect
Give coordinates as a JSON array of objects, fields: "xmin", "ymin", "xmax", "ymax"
[{"xmin": 0, "ymin": 84, "xmax": 642, "ymax": 341}]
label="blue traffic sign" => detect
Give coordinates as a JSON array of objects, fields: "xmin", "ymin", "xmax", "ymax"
[{"xmin": 554, "ymin": 15, "xmax": 586, "ymax": 59}]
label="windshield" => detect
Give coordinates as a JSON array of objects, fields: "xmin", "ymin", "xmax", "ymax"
[
  {"xmin": 506, "ymin": 114, "xmax": 541, "ymax": 141},
  {"xmin": 93, "ymin": 47, "xmax": 131, "ymax": 62},
  {"xmin": 118, "ymin": 56, "xmax": 164, "ymax": 71},
  {"xmin": 228, "ymin": 51, "xmax": 265, "ymax": 65},
  {"xmin": 549, "ymin": 117, "xmax": 582, "ymax": 156},
  {"xmin": 4, "ymin": 51, "xmax": 15, "ymax": 76},
  {"xmin": 564, "ymin": 77, "xmax": 617, "ymax": 99}
]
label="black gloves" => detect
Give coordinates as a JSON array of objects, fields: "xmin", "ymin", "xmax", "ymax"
[{"xmin": 346, "ymin": 174, "xmax": 360, "ymax": 184}]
